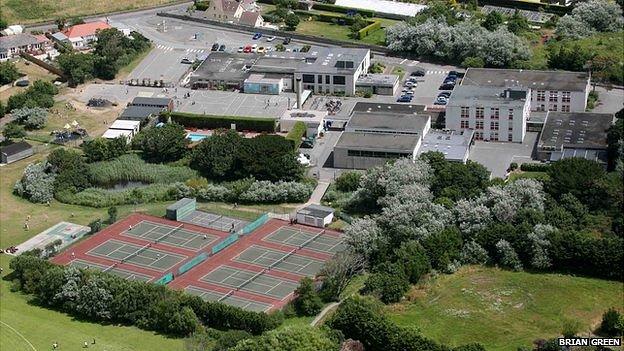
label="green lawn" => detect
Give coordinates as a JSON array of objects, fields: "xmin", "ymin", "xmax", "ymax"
[
  {"xmin": 0, "ymin": 255, "xmax": 185, "ymax": 351},
  {"xmin": 388, "ymin": 266, "xmax": 623, "ymax": 351}
]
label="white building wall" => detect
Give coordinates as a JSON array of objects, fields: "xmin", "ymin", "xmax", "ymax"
[{"xmin": 529, "ymin": 88, "xmax": 587, "ymax": 113}]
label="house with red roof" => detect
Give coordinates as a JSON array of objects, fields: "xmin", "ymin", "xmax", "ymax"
[{"xmin": 62, "ymin": 21, "xmax": 111, "ymax": 49}]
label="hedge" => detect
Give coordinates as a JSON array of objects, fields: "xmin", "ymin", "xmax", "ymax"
[
  {"xmin": 285, "ymin": 121, "xmax": 306, "ymax": 149},
  {"xmin": 295, "ymin": 10, "xmax": 358, "ymax": 25},
  {"xmin": 312, "ymin": 2, "xmax": 375, "ymax": 17},
  {"xmin": 166, "ymin": 112, "xmax": 276, "ymax": 132},
  {"xmin": 195, "ymin": 0, "xmax": 210, "ymax": 10},
  {"xmin": 520, "ymin": 163, "xmax": 551, "ymax": 172},
  {"xmin": 358, "ymin": 20, "xmax": 382, "ymax": 39}
]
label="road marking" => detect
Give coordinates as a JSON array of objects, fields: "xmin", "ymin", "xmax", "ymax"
[
  {"xmin": 0, "ymin": 320, "xmax": 37, "ymax": 351},
  {"xmin": 399, "ymin": 58, "xmax": 407, "ymax": 64}
]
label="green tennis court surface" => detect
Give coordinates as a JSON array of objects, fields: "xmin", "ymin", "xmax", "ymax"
[
  {"xmin": 264, "ymin": 227, "xmax": 346, "ymax": 254},
  {"xmin": 233, "ymin": 245, "xmax": 325, "ymax": 276},
  {"xmin": 201, "ymin": 265, "xmax": 298, "ymax": 299},
  {"xmin": 70, "ymin": 259, "xmax": 153, "ymax": 282},
  {"xmin": 180, "ymin": 210, "xmax": 248, "ymax": 233},
  {"xmin": 123, "ymin": 220, "xmax": 218, "ymax": 250},
  {"xmin": 185, "ymin": 286, "xmax": 271, "ymax": 312},
  {"xmin": 87, "ymin": 239, "xmax": 186, "ymax": 272}
]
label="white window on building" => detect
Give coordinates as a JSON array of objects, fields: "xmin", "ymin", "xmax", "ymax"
[
  {"xmin": 476, "ymin": 107, "xmax": 484, "ymax": 119},
  {"xmin": 549, "ymin": 104, "xmax": 558, "ymax": 112},
  {"xmin": 561, "ymin": 105, "xmax": 570, "ymax": 112},
  {"xmin": 461, "ymin": 106, "xmax": 470, "ymax": 118},
  {"xmin": 537, "ymin": 90, "xmax": 546, "ymax": 102},
  {"xmin": 490, "ymin": 121, "xmax": 499, "ymax": 130},
  {"xmin": 491, "ymin": 108, "xmax": 499, "ymax": 119},
  {"xmin": 562, "ymin": 91, "xmax": 571, "ymax": 103},
  {"xmin": 549, "ymin": 91, "xmax": 558, "ymax": 102}
]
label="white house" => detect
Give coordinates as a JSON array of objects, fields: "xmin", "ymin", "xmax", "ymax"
[
  {"xmin": 296, "ymin": 204, "xmax": 334, "ymax": 228},
  {"xmin": 61, "ymin": 21, "xmax": 111, "ymax": 49}
]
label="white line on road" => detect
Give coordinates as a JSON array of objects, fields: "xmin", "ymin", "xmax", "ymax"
[{"xmin": 400, "ymin": 58, "xmax": 407, "ymax": 64}]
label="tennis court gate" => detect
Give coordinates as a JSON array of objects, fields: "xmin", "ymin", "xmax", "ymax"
[{"xmin": 166, "ymin": 198, "xmax": 196, "ymax": 221}]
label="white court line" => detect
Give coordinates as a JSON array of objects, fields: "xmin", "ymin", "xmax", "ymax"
[{"xmin": 0, "ymin": 321, "xmax": 37, "ymax": 351}]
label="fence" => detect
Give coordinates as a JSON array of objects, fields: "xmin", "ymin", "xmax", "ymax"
[
  {"xmin": 154, "ymin": 272, "xmax": 174, "ymax": 285},
  {"xmin": 19, "ymin": 53, "xmax": 67, "ymax": 80},
  {"xmin": 241, "ymin": 213, "xmax": 269, "ymax": 235},
  {"xmin": 211, "ymin": 232, "xmax": 240, "ymax": 255},
  {"xmin": 178, "ymin": 252, "xmax": 209, "ymax": 275}
]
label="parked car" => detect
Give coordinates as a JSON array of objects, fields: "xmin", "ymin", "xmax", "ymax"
[
  {"xmin": 404, "ymin": 81, "xmax": 415, "ymax": 88},
  {"xmin": 265, "ymin": 46, "xmax": 273, "ymax": 52},
  {"xmin": 410, "ymin": 68, "xmax": 426, "ymax": 76},
  {"xmin": 300, "ymin": 136, "xmax": 315, "ymax": 148},
  {"xmin": 15, "ymin": 79, "xmax": 29, "ymax": 87},
  {"xmin": 438, "ymin": 91, "xmax": 452, "ymax": 98},
  {"xmin": 405, "ymin": 90, "xmax": 415, "ymax": 95},
  {"xmin": 251, "ymin": 44, "xmax": 258, "ymax": 52},
  {"xmin": 238, "ymin": 46, "xmax": 244, "ymax": 53},
  {"xmin": 257, "ymin": 46, "xmax": 266, "ymax": 54},
  {"xmin": 407, "ymin": 77, "xmax": 418, "ymax": 83},
  {"xmin": 397, "ymin": 95, "xmax": 413, "ymax": 102},
  {"xmin": 211, "ymin": 43, "xmax": 219, "ymax": 51},
  {"xmin": 253, "ymin": 33, "xmax": 262, "ymax": 40},
  {"xmin": 283, "ymin": 37, "xmax": 291, "ymax": 44},
  {"xmin": 218, "ymin": 44, "xmax": 226, "ymax": 51},
  {"xmin": 439, "ymin": 83, "xmax": 455, "ymax": 90},
  {"xmin": 243, "ymin": 45, "xmax": 252, "ymax": 53},
  {"xmin": 448, "ymin": 70, "xmax": 459, "ymax": 77},
  {"xmin": 180, "ymin": 58, "xmax": 193, "ymax": 64},
  {"xmin": 434, "ymin": 96, "xmax": 448, "ymax": 105},
  {"xmin": 266, "ymin": 36, "xmax": 276, "ymax": 42}
]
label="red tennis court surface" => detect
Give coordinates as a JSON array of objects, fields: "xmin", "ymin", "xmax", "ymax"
[{"xmin": 52, "ymin": 213, "xmax": 344, "ymax": 312}]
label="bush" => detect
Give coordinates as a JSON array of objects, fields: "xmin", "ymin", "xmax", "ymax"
[
  {"xmin": 293, "ymin": 277, "xmax": 323, "ymax": 316},
  {"xmin": 12, "ymin": 107, "xmax": 48, "ymax": 129},
  {"xmin": 14, "ymin": 162, "xmax": 56, "ymax": 203},
  {"xmin": 520, "ymin": 163, "xmax": 550, "ymax": 172},
  {"xmin": 361, "ymin": 263, "xmax": 410, "ymax": 304},
  {"xmin": 238, "ymin": 180, "xmax": 314, "ymax": 203},
  {"xmin": 3, "ymin": 122, "xmax": 26, "ymax": 139},
  {"xmin": 55, "ymin": 182, "xmax": 186, "ymax": 207},
  {"xmin": 599, "ymin": 308, "xmax": 624, "ymax": 336},
  {"xmin": 88, "ymin": 154, "xmax": 198, "ymax": 186},
  {"xmin": 82, "ymin": 137, "xmax": 128, "ymax": 162},
  {"xmin": 6, "ymin": 80, "xmax": 58, "ymax": 111},
  {"xmin": 0, "ymin": 61, "xmax": 20, "ymax": 85},
  {"xmin": 335, "ymin": 171, "xmax": 361, "ymax": 192},
  {"xmin": 167, "ymin": 111, "xmax": 276, "ymax": 132},
  {"xmin": 194, "ymin": 0, "xmax": 210, "ymax": 10},
  {"xmin": 357, "ymin": 20, "xmax": 382, "ymax": 39},
  {"xmin": 509, "ymin": 162, "xmax": 518, "ymax": 171},
  {"xmin": 461, "ymin": 56, "xmax": 485, "ymax": 68},
  {"xmin": 285, "ymin": 121, "xmax": 306, "ymax": 149},
  {"xmin": 135, "ymin": 123, "xmax": 189, "ymax": 163}
]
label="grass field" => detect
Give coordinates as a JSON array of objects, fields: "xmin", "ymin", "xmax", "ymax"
[
  {"xmin": 1, "ymin": 0, "xmax": 180, "ymax": 24},
  {"xmin": 388, "ymin": 266, "xmax": 623, "ymax": 351},
  {"xmin": 0, "ymin": 60, "xmax": 59, "ymax": 102},
  {"xmin": 0, "ymin": 255, "xmax": 185, "ymax": 351}
]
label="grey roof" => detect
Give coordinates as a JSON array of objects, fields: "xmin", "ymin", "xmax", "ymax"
[
  {"xmin": 119, "ymin": 106, "xmax": 164, "ymax": 121},
  {"xmin": 298, "ymin": 204, "xmax": 334, "ymax": 218},
  {"xmin": 130, "ymin": 96, "xmax": 171, "ymax": 107},
  {"xmin": 335, "ymin": 131, "xmax": 420, "ymax": 152},
  {"xmin": 0, "ymin": 33, "xmax": 39, "ymax": 50},
  {"xmin": 447, "ymin": 86, "xmax": 530, "ymax": 108},
  {"xmin": 1, "ymin": 141, "xmax": 32, "ymax": 156},
  {"xmin": 356, "ymin": 74, "xmax": 399, "ymax": 87},
  {"xmin": 51, "ymin": 32, "xmax": 68, "ymax": 41},
  {"xmin": 167, "ymin": 197, "xmax": 196, "ymax": 211},
  {"xmin": 418, "ymin": 129, "xmax": 473, "ymax": 162},
  {"xmin": 258, "ymin": 47, "xmax": 370, "ymax": 74},
  {"xmin": 347, "ymin": 111, "xmax": 430, "ymax": 134},
  {"xmin": 351, "ymin": 102, "xmax": 426, "ymax": 114},
  {"xmin": 192, "ymin": 52, "xmax": 258, "ymax": 81},
  {"xmin": 538, "ymin": 111, "xmax": 613, "ymax": 151},
  {"xmin": 462, "ymin": 68, "xmax": 589, "ymax": 92}
]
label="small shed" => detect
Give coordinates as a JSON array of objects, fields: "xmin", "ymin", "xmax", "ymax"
[
  {"xmin": 166, "ymin": 198, "xmax": 197, "ymax": 221},
  {"xmin": 296, "ymin": 204, "xmax": 334, "ymax": 228},
  {"xmin": 1, "ymin": 141, "xmax": 33, "ymax": 164}
]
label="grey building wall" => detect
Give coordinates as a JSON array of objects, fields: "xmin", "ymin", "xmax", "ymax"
[{"xmin": 2, "ymin": 148, "xmax": 33, "ymax": 164}]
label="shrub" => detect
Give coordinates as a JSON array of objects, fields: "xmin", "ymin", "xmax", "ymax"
[
  {"xmin": 167, "ymin": 111, "xmax": 276, "ymax": 132},
  {"xmin": 3, "ymin": 122, "xmax": 26, "ymax": 139},
  {"xmin": 55, "ymin": 182, "xmax": 187, "ymax": 207},
  {"xmin": 520, "ymin": 163, "xmax": 550, "ymax": 172},
  {"xmin": 312, "ymin": 2, "xmax": 375, "ymax": 17},
  {"xmin": 89, "ymin": 154, "xmax": 198, "ymax": 186},
  {"xmin": 495, "ymin": 239, "xmax": 523, "ymax": 271},
  {"xmin": 509, "ymin": 162, "xmax": 518, "ymax": 171},
  {"xmin": 14, "ymin": 162, "xmax": 56, "ymax": 203},
  {"xmin": 357, "ymin": 20, "xmax": 382, "ymax": 39},
  {"xmin": 238, "ymin": 180, "xmax": 313, "ymax": 203},
  {"xmin": 0, "ymin": 61, "xmax": 20, "ymax": 85},
  {"xmin": 335, "ymin": 171, "xmax": 361, "ymax": 192},
  {"xmin": 82, "ymin": 137, "xmax": 128, "ymax": 162},
  {"xmin": 135, "ymin": 123, "xmax": 189, "ymax": 163},
  {"xmin": 293, "ymin": 277, "xmax": 323, "ymax": 316},
  {"xmin": 361, "ymin": 263, "xmax": 410, "ymax": 304},
  {"xmin": 600, "ymin": 308, "xmax": 624, "ymax": 336},
  {"xmin": 12, "ymin": 107, "xmax": 48, "ymax": 129},
  {"xmin": 286, "ymin": 121, "xmax": 306, "ymax": 149}
]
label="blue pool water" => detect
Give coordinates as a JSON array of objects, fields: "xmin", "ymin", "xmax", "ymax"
[{"xmin": 187, "ymin": 133, "xmax": 209, "ymax": 142}]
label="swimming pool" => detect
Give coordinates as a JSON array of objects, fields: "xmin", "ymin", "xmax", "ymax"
[{"xmin": 187, "ymin": 133, "xmax": 209, "ymax": 142}]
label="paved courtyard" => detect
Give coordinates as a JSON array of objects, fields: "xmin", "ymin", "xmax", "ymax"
[{"xmin": 468, "ymin": 132, "xmax": 538, "ymax": 179}]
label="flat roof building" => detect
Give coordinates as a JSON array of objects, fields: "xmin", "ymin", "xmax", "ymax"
[
  {"xmin": 102, "ymin": 129, "xmax": 133, "ymax": 141},
  {"xmin": 355, "ymin": 74, "xmax": 399, "ymax": 96},
  {"xmin": 462, "ymin": 68, "xmax": 590, "ymax": 113},
  {"xmin": 296, "ymin": 204, "xmax": 334, "ymax": 228},
  {"xmin": 346, "ymin": 111, "xmax": 431, "ymax": 136},
  {"xmin": 189, "ymin": 52, "xmax": 259, "ymax": 90},
  {"xmin": 130, "ymin": 96, "xmax": 173, "ymax": 111},
  {"xmin": 334, "ymin": 132, "xmax": 421, "ymax": 169},
  {"xmin": 536, "ymin": 111, "xmax": 613, "ymax": 164},
  {"xmin": 280, "ymin": 110, "xmax": 327, "ymax": 137},
  {"xmin": 118, "ymin": 105, "xmax": 164, "ymax": 122},
  {"xmin": 417, "ymin": 129, "xmax": 474, "ymax": 163},
  {"xmin": 1, "ymin": 141, "xmax": 33, "ymax": 164}
]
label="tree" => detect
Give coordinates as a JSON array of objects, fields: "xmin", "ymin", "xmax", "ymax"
[
  {"xmin": 0, "ymin": 61, "xmax": 20, "ymax": 85},
  {"xmin": 350, "ymin": 14, "xmax": 369, "ymax": 37},
  {"xmin": 12, "ymin": 107, "xmax": 48, "ymax": 129},
  {"xmin": 55, "ymin": 17, "xmax": 67, "ymax": 31},
  {"xmin": 482, "ymin": 11, "xmax": 503, "ymax": 31},
  {"xmin": 318, "ymin": 251, "xmax": 366, "ymax": 301},
  {"xmin": 136, "ymin": 123, "xmax": 188, "ymax": 163},
  {"xmin": 212, "ymin": 330, "xmax": 253, "ymax": 351},
  {"xmin": 48, "ymin": 148, "xmax": 91, "ymax": 193},
  {"xmin": 599, "ymin": 308, "xmax": 624, "ymax": 336},
  {"xmin": 461, "ymin": 56, "xmax": 485, "ymax": 68},
  {"xmin": 343, "ymin": 217, "xmax": 383, "ymax": 259},
  {"xmin": 546, "ymin": 158, "xmax": 606, "ymax": 207},
  {"xmin": 569, "ymin": 0, "xmax": 624, "ymax": 32},
  {"xmin": 606, "ymin": 109, "xmax": 623, "ymax": 171},
  {"xmin": 0, "ymin": 100, "xmax": 5, "ymax": 118},
  {"xmin": 507, "ymin": 10, "xmax": 530, "ymax": 35},
  {"xmin": 231, "ymin": 326, "xmax": 339, "ymax": 351},
  {"xmin": 3, "ymin": 122, "xmax": 26, "ymax": 140},
  {"xmin": 82, "ymin": 136, "xmax": 127, "ymax": 162},
  {"xmin": 394, "ymin": 241, "xmax": 431, "ymax": 284},
  {"xmin": 0, "ymin": 18, "xmax": 7, "ymax": 30},
  {"xmin": 495, "ymin": 239, "xmax": 523, "ymax": 271},
  {"xmin": 362, "ymin": 263, "xmax": 410, "ymax": 304},
  {"xmin": 57, "ymin": 52, "xmax": 95, "ymax": 86},
  {"xmin": 108, "ymin": 206, "xmax": 118, "ymax": 223},
  {"xmin": 335, "ymin": 171, "xmax": 361, "ymax": 192},
  {"xmin": 547, "ymin": 43, "xmax": 593, "ymax": 72},
  {"xmin": 460, "ymin": 241, "xmax": 489, "ymax": 265},
  {"xmin": 284, "ymin": 13, "xmax": 300, "ymax": 31},
  {"xmin": 14, "ymin": 162, "xmax": 56, "ymax": 203},
  {"xmin": 190, "ymin": 129, "xmax": 244, "ymax": 179},
  {"xmin": 238, "ymin": 134, "xmax": 303, "ymax": 181},
  {"xmin": 293, "ymin": 277, "xmax": 323, "ymax": 316}
]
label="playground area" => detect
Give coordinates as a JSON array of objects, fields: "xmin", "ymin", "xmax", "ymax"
[{"xmin": 50, "ymin": 206, "xmax": 345, "ymax": 312}]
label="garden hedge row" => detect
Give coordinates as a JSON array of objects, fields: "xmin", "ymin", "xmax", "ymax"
[
  {"xmin": 358, "ymin": 20, "xmax": 382, "ymax": 39},
  {"xmin": 165, "ymin": 112, "xmax": 276, "ymax": 132},
  {"xmin": 295, "ymin": 10, "xmax": 375, "ymax": 26},
  {"xmin": 520, "ymin": 163, "xmax": 551, "ymax": 172},
  {"xmin": 285, "ymin": 121, "xmax": 306, "ymax": 149}
]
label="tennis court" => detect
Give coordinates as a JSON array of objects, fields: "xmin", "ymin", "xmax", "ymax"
[
  {"xmin": 87, "ymin": 239, "xmax": 187, "ymax": 271},
  {"xmin": 201, "ymin": 265, "xmax": 298, "ymax": 299},
  {"xmin": 70, "ymin": 259, "xmax": 154, "ymax": 282},
  {"xmin": 233, "ymin": 245, "xmax": 325, "ymax": 276},
  {"xmin": 180, "ymin": 210, "xmax": 248, "ymax": 233},
  {"xmin": 185, "ymin": 285, "xmax": 271, "ymax": 312},
  {"xmin": 122, "ymin": 220, "xmax": 218, "ymax": 250},
  {"xmin": 264, "ymin": 227, "xmax": 346, "ymax": 254}
]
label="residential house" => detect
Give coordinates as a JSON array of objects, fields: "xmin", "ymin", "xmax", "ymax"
[
  {"xmin": 203, "ymin": 0, "xmax": 265, "ymax": 27},
  {"xmin": 62, "ymin": 21, "xmax": 111, "ymax": 49},
  {"xmin": 0, "ymin": 33, "xmax": 41, "ymax": 61}
]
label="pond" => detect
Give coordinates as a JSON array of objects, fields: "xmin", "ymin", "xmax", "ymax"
[{"xmin": 106, "ymin": 181, "xmax": 150, "ymax": 192}]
